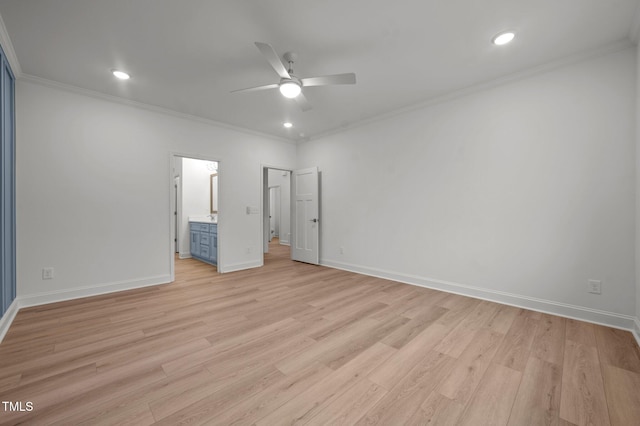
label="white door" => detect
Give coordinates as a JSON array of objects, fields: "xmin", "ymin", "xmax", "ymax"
[{"xmin": 291, "ymin": 167, "xmax": 319, "ymax": 264}]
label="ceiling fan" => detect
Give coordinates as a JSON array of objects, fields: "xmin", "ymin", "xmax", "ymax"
[{"xmin": 231, "ymin": 42, "xmax": 356, "ymax": 111}]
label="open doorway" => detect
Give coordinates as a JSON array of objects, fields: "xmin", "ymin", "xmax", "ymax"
[
  {"xmin": 170, "ymin": 154, "xmax": 220, "ymax": 281},
  {"xmin": 262, "ymin": 167, "xmax": 291, "ymax": 263}
]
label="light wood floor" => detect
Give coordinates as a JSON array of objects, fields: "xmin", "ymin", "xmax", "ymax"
[{"xmin": 1, "ymin": 242, "xmax": 640, "ymax": 425}]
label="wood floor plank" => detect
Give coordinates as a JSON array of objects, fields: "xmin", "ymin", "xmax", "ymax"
[
  {"xmin": 405, "ymin": 392, "xmax": 465, "ymax": 426},
  {"xmin": 493, "ymin": 309, "xmax": 540, "ymax": 372},
  {"xmin": 507, "ymin": 356, "xmax": 562, "ymax": 426},
  {"xmin": 436, "ymin": 328, "xmax": 504, "ymax": 404},
  {"xmin": 256, "ymin": 342, "xmax": 396, "ymax": 426},
  {"xmin": 368, "ymin": 322, "xmax": 451, "ymax": 390},
  {"xmin": 433, "ymin": 301, "xmax": 501, "ymax": 358},
  {"xmin": 303, "ymin": 378, "xmax": 387, "ymax": 426},
  {"xmin": 357, "ymin": 350, "xmax": 455, "ymax": 425},
  {"xmin": 152, "ymin": 365, "xmax": 284, "ymax": 425},
  {"xmin": 531, "ymin": 314, "xmax": 566, "ymax": 366},
  {"xmin": 601, "ymin": 364, "xmax": 640, "ymax": 426},
  {"xmin": 559, "ymin": 339, "xmax": 610, "ymax": 426},
  {"xmin": 206, "ymin": 362, "xmax": 332, "ymax": 426},
  {"xmin": 565, "ymin": 318, "xmax": 596, "ymax": 347},
  {"xmin": 594, "ymin": 325, "xmax": 640, "ymax": 374},
  {"xmin": 457, "ymin": 363, "xmax": 522, "ymax": 426},
  {"xmin": 0, "ymin": 243, "xmax": 637, "ymax": 424}
]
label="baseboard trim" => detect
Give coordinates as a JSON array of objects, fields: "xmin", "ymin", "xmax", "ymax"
[
  {"xmin": 0, "ymin": 275, "xmax": 172, "ymax": 344},
  {"xmin": 0, "ymin": 299, "xmax": 20, "ymax": 343},
  {"xmin": 633, "ymin": 317, "xmax": 640, "ymax": 348},
  {"xmin": 321, "ymin": 259, "xmax": 637, "ymax": 332},
  {"xmin": 221, "ymin": 260, "xmax": 262, "ymax": 273},
  {"xmin": 17, "ymin": 275, "xmax": 172, "ymax": 309}
]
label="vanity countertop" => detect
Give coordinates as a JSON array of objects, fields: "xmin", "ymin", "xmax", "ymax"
[{"xmin": 189, "ymin": 216, "xmax": 217, "ymax": 224}]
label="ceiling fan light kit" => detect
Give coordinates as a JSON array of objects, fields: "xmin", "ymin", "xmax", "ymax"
[
  {"xmin": 279, "ymin": 79, "xmax": 301, "ymax": 98},
  {"xmin": 231, "ymin": 42, "xmax": 356, "ymax": 111}
]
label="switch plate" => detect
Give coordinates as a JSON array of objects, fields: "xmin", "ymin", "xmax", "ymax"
[
  {"xmin": 42, "ymin": 267, "xmax": 54, "ymax": 280},
  {"xmin": 588, "ymin": 279, "xmax": 601, "ymax": 294}
]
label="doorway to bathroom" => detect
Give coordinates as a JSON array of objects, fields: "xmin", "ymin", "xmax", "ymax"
[{"xmin": 170, "ymin": 154, "xmax": 220, "ymax": 281}]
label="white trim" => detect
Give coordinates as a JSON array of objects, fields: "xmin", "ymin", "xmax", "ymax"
[
  {"xmin": 18, "ymin": 275, "xmax": 171, "ymax": 309},
  {"xmin": 321, "ymin": 259, "xmax": 638, "ymax": 332},
  {"xmin": 0, "ymin": 299, "xmax": 20, "ymax": 343},
  {"xmin": 0, "ymin": 11, "xmax": 21, "ymax": 76},
  {"xmin": 221, "ymin": 260, "xmax": 262, "ymax": 274},
  {"xmin": 18, "ymin": 74, "xmax": 295, "ymax": 145},
  {"xmin": 306, "ymin": 39, "xmax": 634, "ymax": 142},
  {"xmin": 0, "ymin": 275, "xmax": 171, "ymax": 344},
  {"xmin": 633, "ymin": 317, "xmax": 640, "ymax": 348}
]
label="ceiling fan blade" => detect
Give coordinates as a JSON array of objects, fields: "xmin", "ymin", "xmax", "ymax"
[
  {"xmin": 294, "ymin": 92, "xmax": 312, "ymax": 111},
  {"xmin": 255, "ymin": 42, "xmax": 291, "ymax": 79},
  {"xmin": 301, "ymin": 73, "xmax": 356, "ymax": 87},
  {"xmin": 230, "ymin": 83, "xmax": 279, "ymax": 94}
]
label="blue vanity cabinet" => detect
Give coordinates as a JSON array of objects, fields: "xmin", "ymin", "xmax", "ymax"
[
  {"xmin": 189, "ymin": 222, "xmax": 217, "ymax": 266},
  {"xmin": 210, "ymin": 225, "xmax": 218, "ymax": 265},
  {"xmin": 189, "ymin": 226, "xmax": 201, "ymax": 257}
]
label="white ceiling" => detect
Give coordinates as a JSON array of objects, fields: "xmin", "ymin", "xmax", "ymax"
[{"xmin": 0, "ymin": 0, "xmax": 638, "ymax": 142}]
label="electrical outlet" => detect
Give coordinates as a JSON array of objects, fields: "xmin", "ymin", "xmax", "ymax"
[
  {"xmin": 42, "ymin": 267, "xmax": 54, "ymax": 280},
  {"xmin": 246, "ymin": 247, "xmax": 252, "ymax": 254},
  {"xmin": 588, "ymin": 279, "xmax": 602, "ymax": 294},
  {"xmin": 339, "ymin": 246, "xmax": 344, "ymax": 255}
]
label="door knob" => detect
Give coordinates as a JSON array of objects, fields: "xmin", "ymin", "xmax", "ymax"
[{"xmin": 310, "ymin": 218, "xmax": 318, "ymax": 223}]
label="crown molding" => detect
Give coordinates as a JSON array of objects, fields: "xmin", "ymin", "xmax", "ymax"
[
  {"xmin": 306, "ymin": 39, "xmax": 635, "ymax": 143},
  {"xmin": 18, "ymin": 74, "xmax": 296, "ymax": 145},
  {"xmin": 0, "ymin": 11, "xmax": 21, "ymax": 76}
]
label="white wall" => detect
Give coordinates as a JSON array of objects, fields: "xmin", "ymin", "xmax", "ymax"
[
  {"xmin": 298, "ymin": 47, "xmax": 637, "ymax": 324},
  {"xmin": 636, "ymin": 39, "xmax": 640, "ymax": 336},
  {"xmin": 16, "ymin": 80, "xmax": 296, "ymax": 302},
  {"xmin": 179, "ymin": 158, "xmax": 215, "ymax": 257},
  {"xmin": 268, "ymin": 169, "xmax": 291, "ymax": 245}
]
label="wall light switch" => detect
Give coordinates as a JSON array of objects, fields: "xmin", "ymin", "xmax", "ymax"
[
  {"xmin": 42, "ymin": 267, "xmax": 54, "ymax": 280},
  {"xmin": 588, "ymin": 279, "xmax": 601, "ymax": 294}
]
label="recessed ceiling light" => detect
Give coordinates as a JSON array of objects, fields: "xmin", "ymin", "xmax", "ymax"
[
  {"xmin": 112, "ymin": 70, "xmax": 130, "ymax": 80},
  {"xmin": 283, "ymin": 122, "xmax": 293, "ymax": 128},
  {"xmin": 492, "ymin": 31, "xmax": 515, "ymax": 46}
]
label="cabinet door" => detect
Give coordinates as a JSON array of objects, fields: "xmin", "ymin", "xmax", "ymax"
[{"xmin": 190, "ymin": 230, "xmax": 200, "ymax": 257}]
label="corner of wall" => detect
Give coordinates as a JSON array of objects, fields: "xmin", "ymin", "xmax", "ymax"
[
  {"xmin": 0, "ymin": 299, "xmax": 19, "ymax": 343},
  {"xmin": 0, "ymin": 11, "xmax": 21, "ymax": 76},
  {"xmin": 636, "ymin": 32, "xmax": 640, "ymax": 348},
  {"xmin": 0, "ymin": 274, "xmax": 172, "ymax": 344},
  {"xmin": 630, "ymin": 3, "xmax": 640, "ymax": 44}
]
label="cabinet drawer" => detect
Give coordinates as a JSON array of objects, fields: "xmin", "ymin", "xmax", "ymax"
[
  {"xmin": 189, "ymin": 223, "xmax": 210, "ymax": 232},
  {"xmin": 200, "ymin": 244, "xmax": 210, "ymax": 259},
  {"xmin": 211, "ymin": 224, "xmax": 217, "ymax": 235},
  {"xmin": 200, "ymin": 233, "xmax": 211, "ymax": 246}
]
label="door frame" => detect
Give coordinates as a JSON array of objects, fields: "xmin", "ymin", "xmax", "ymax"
[
  {"xmin": 260, "ymin": 164, "xmax": 292, "ymax": 263},
  {"xmin": 169, "ymin": 152, "xmax": 222, "ymax": 282}
]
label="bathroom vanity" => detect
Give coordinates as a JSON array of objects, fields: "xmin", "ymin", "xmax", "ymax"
[{"xmin": 189, "ymin": 218, "xmax": 217, "ymax": 266}]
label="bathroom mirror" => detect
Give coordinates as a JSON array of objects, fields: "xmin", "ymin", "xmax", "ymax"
[{"xmin": 210, "ymin": 173, "xmax": 218, "ymax": 213}]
